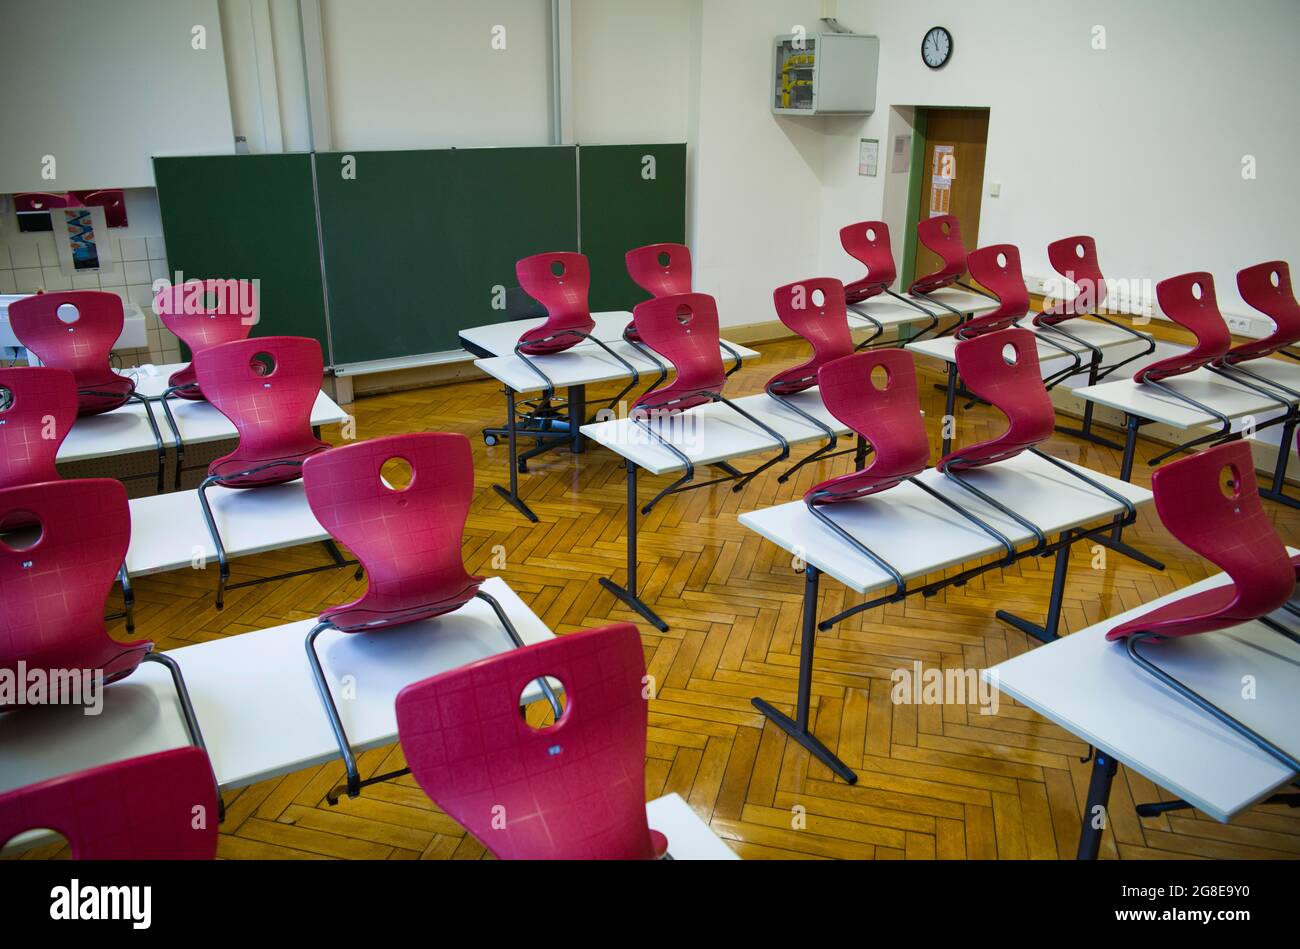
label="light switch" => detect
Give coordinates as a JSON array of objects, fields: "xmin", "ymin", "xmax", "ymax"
[{"xmin": 988, "ymin": 182, "xmax": 1001, "ymax": 198}]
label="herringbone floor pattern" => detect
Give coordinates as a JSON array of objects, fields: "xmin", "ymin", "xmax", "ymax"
[{"xmin": 16, "ymin": 339, "xmax": 1300, "ymax": 860}]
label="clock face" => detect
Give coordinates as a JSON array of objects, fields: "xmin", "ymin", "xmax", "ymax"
[{"xmin": 922, "ymin": 27, "xmax": 952, "ymax": 69}]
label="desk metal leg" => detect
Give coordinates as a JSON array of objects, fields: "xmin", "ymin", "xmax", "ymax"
[
  {"xmin": 997, "ymin": 531, "xmax": 1073, "ymax": 644},
  {"xmin": 751, "ymin": 566, "xmax": 859, "ymax": 785},
  {"xmin": 1056, "ymin": 353, "xmax": 1125, "ymax": 451},
  {"xmin": 941, "ymin": 364, "xmax": 958, "ymax": 457},
  {"xmin": 491, "ymin": 387, "xmax": 540, "ymax": 523},
  {"xmin": 599, "ymin": 461, "xmax": 669, "ymax": 631},
  {"xmin": 1076, "ymin": 750, "xmax": 1117, "ymax": 860},
  {"xmin": 568, "ymin": 384, "xmax": 586, "ymax": 455},
  {"xmin": 1095, "ymin": 414, "xmax": 1165, "ymax": 571},
  {"xmin": 1259, "ymin": 414, "xmax": 1299, "ymax": 510}
]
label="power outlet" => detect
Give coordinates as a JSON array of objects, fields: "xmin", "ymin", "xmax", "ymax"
[{"xmin": 1224, "ymin": 314, "xmax": 1255, "ymax": 335}]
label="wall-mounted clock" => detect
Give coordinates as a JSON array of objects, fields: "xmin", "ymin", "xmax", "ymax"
[{"xmin": 922, "ymin": 26, "xmax": 953, "ymax": 69}]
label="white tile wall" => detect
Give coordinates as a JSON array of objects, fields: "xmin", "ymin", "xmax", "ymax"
[{"xmin": 0, "ymin": 204, "xmax": 179, "ymax": 366}]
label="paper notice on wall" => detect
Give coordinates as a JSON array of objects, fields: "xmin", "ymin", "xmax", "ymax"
[
  {"xmin": 858, "ymin": 138, "xmax": 879, "ymax": 176},
  {"xmin": 929, "ymin": 144, "xmax": 955, "ymax": 218},
  {"xmin": 51, "ymin": 205, "xmax": 113, "ymax": 274},
  {"xmin": 891, "ymin": 134, "xmax": 911, "ymax": 173},
  {"xmin": 932, "ymin": 144, "xmax": 956, "ymax": 180}
]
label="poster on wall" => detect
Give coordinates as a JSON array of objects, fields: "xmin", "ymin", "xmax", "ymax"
[
  {"xmin": 929, "ymin": 144, "xmax": 956, "ymax": 218},
  {"xmin": 51, "ymin": 205, "xmax": 114, "ymax": 274},
  {"xmin": 858, "ymin": 138, "xmax": 879, "ymax": 176}
]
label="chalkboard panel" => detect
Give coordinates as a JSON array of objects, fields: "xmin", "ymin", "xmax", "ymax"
[
  {"xmin": 153, "ymin": 155, "xmax": 329, "ymax": 354},
  {"xmin": 315, "ymin": 146, "xmax": 578, "ymax": 366},
  {"xmin": 579, "ymin": 144, "xmax": 687, "ymax": 312}
]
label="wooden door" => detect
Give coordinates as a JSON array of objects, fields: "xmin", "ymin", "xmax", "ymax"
[{"xmin": 912, "ymin": 109, "xmax": 989, "ymax": 284}]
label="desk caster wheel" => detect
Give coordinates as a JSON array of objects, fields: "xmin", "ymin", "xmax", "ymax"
[{"xmin": 484, "ymin": 434, "xmax": 498, "ymax": 446}]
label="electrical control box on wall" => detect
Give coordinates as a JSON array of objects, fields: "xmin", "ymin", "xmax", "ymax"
[{"xmin": 772, "ymin": 33, "xmax": 879, "ymax": 115}]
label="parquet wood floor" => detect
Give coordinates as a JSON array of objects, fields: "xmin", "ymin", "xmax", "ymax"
[{"xmin": 15, "ymin": 339, "xmax": 1300, "ymax": 860}]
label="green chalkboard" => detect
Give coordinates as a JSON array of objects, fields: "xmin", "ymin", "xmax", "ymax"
[
  {"xmin": 315, "ymin": 146, "xmax": 578, "ymax": 366},
  {"xmin": 579, "ymin": 144, "xmax": 687, "ymax": 311},
  {"xmin": 153, "ymin": 155, "xmax": 329, "ymax": 355}
]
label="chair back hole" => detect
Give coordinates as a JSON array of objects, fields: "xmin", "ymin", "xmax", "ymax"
[
  {"xmin": 1219, "ymin": 464, "xmax": 1240, "ymax": 501},
  {"xmin": 249, "ymin": 352, "xmax": 276, "ymax": 377},
  {"xmin": 865, "ymin": 227, "xmax": 876, "ymax": 242},
  {"xmin": 869, "ymin": 364, "xmax": 891, "ymax": 390},
  {"xmin": 1002, "ymin": 343, "xmax": 1019, "ymax": 366},
  {"xmin": 674, "ymin": 304, "xmax": 694, "ymax": 326},
  {"xmin": 940, "ymin": 221, "xmax": 951, "ymax": 235},
  {"xmin": 996, "ymin": 252, "xmax": 1008, "ymax": 269},
  {"xmin": 810, "ymin": 288, "xmax": 826, "ymax": 308},
  {"xmin": 0, "ymin": 385, "xmax": 13, "ymax": 413},
  {"xmin": 55, "ymin": 304, "xmax": 80, "ymax": 325},
  {"xmin": 1191, "ymin": 282, "xmax": 1203, "ymax": 300},
  {"xmin": 550, "ymin": 260, "xmax": 566, "ymax": 278},
  {"xmin": 1271, "ymin": 270, "xmax": 1281, "ymax": 288},
  {"xmin": 0, "ymin": 511, "xmax": 43, "ymax": 552},
  {"xmin": 519, "ymin": 676, "xmax": 567, "ymax": 731},
  {"xmin": 379, "ymin": 456, "xmax": 414, "ymax": 492},
  {"xmin": 657, "ymin": 251, "xmax": 671, "ymax": 268},
  {"xmin": 1, "ymin": 828, "xmax": 69, "ymax": 859}
]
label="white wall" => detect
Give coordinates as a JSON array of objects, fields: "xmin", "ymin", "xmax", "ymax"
[
  {"xmin": 818, "ymin": 0, "xmax": 1300, "ymax": 316},
  {"xmin": 319, "ymin": 0, "xmax": 553, "ymax": 150},
  {"xmin": 0, "ymin": 0, "xmax": 235, "ymax": 191}
]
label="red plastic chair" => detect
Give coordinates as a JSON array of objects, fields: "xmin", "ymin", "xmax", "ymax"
[
  {"xmin": 191, "ymin": 336, "xmax": 331, "ymax": 608},
  {"xmin": 7, "ymin": 290, "xmax": 136, "ymax": 416},
  {"xmin": 13, "ymin": 192, "xmax": 72, "ymax": 212},
  {"xmin": 840, "ymin": 221, "xmax": 897, "ymax": 304},
  {"xmin": 0, "ymin": 747, "xmax": 219, "ymax": 859},
  {"xmin": 626, "ymin": 242, "xmax": 692, "ymax": 300},
  {"xmin": 1105, "ymin": 441, "xmax": 1297, "ymax": 771},
  {"xmin": 909, "ymin": 214, "xmax": 968, "ymax": 296},
  {"xmin": 766, "ymin": 278, "xmax": 856, "ymax": 482},
  {"xmin": 395, "ymin": 622, "xmax": 670, "ymax": 860},
  {"xmin": 156, "ymin": 280, "xmax": 259, "ymax": 401},
  {"xmin": 1228, "ymin": 261, "xmax": 1300, "ymax": 364},
  {"xmin": 0, "ymin": 367, "xmax": 78, "ymax": 489},
  {"xmin": 301, "ymin": 432, "xmax": 561, "ymax": 802},
  {"xmin": 515, "ymin": 252, "xmax": 596, "ymax": 356},
  {"xmin": 939, "ymin": 328, "xmax": 1136, "ymax": 551},
  {"xmin": 70, "ymin": 189, "xmax": 128, "ymax": 228},
  {"xmin": 0, "ymin": 479, "xmax": 217, "ymax": 810}
]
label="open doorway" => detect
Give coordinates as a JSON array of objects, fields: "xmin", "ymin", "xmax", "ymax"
[{"xmin": 903, "ymin": 108, "xmax": 990, "ymax": 285}]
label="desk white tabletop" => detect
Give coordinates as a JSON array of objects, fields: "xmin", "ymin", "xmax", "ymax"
[
  {"xmin": 458, "ymin": 311, "xmax": 634, "ymax": 356},
  {"xmin": 1074, "ymin": 368, "xmax": 1294, "ymax": 429},
  {"xmin": 579, "ymin": 387, "xmax": 858, "ymax": 475},
  {"xmin": 847, "ymin": 287, "xmax": 998, "ymax": 331},
  {"xmin": 126, "ymin": 480, "xmax": 328, "ymax": 576},
  {"xmin": 474, "ymin": 338, "xmax": 759, "ymax": 394},
  {"xmin": 985, "ymin": 569, "xmax": 1300, "ymax": 822},
  {"xmin": 739, "ymin": 451, "xmax": 1152, "ymax": 595},
  {"xmin": 115, "ymin": 362, "xmax": 187, "ymax": 399}
]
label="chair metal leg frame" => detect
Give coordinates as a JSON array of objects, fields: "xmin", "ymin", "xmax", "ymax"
[
  {"xmin": 1027, "ymin": 446, "xmax": 1137, "ymax": 534},
  {"xmin": 140, "ymin": 650, "xmax": 225, "ymax": 822},
  {"xmin": 751, "ymin": 565, "xmax": 860, "ymax": 784},
  {"xmin": 764, "ymin": 382, "xmax": 842, "ymax": 484},
  {"xmin": 1037, "ymin": 323, "xmax": 1126, "ymax": 450},
  {"xmin": 1124, "ymin": 632, "xmax": 1300, "ymax": 772},
  {"xmin": 1088, "ymin": 314, "xmax": 1157, "ymax": 382},
  {"xmin": 83, "ymin": 388, "xmax": 168, "ymax": 493},
  {"xmin": 105, "ymin": 564, "xmax": 136, "ymax": 633},
  {"xmin": 884, "ymin": 288, "xmax": 944, "ymax": 342},
  {"xmin": 196, "ymin": 460, "xmax": 358, "ymax": 608},
  {"xmin": 955, "ymin": 280, "xmax": 999, "ymax": 302},
  {"xmin": 720, "ymin": 340, "xmax": 745, "ymax": 378},
  {"xmin": 914, "ymin": 290, "xmax": 968, "ymax": 339},
  {"xmin": 513, "ymin": 330, "xmax": 640, "ymax": 408},
  {"xmin": 598, "ymin": 460, "xmax": 670, "ymax": 632},
  {"xmin": 1076, "ymin": 750, "xmax": 1118, "ymax": 860},
  {"xmin": 1027, "ymin": 330, "xmax": 1085, "ymax": 391},
  {"xmin": 846, "ymin": 304, "xmax": 885, "ymax": 350},
  {"xmin": 1211, "ymin": 363, "xmax": 1300, "ymax": 510},
  {"xmin": 473, "ymin": 590, "xmax": 564, "ymax": 719},
  {"xmin": 939, "ymin": 463, "xmax": 1049, "ymax": 556},
  {"xmin": 804, "ymin": 492, "xmax": 908, "ymax": 603},
  {"xmin": 1140, "ymin": 376, "xmax": 1237, "ymax": 466},
  {"xmin": 159, "ymin": 383, "xmax": 198, "ymax": 491},
  {"xmin": 1259, "ymin": 615, "xmax": 1300, "ymax": 647},
  {"xmin": 623, "ymin": 331, "xmax": 670, "ymax": 400}
]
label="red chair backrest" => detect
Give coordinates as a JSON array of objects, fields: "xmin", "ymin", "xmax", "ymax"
[
  {"xmin": 396, "ymin": 622, "xmax": 664, "ymax": 860},
  {"xmin": 515, "ymin": 252, "xmax": 596, "ymax": 355},
  {"xmin": 1230, "ymin": 261, "xmax": 1300, "ymax": 362},
  {"xmin": 767, "ymin": 278, "xmax": 855, "ymax": 396},
  {"xmin": 156, "ymin": 280, "xmax": 259, "ymax": 399},
  {"xmin": 1135, "ymin": 273, "xmax": 1232, "ymax": 383},
  {"xmin": 1106, "ymin": 442, "xmax": 1294, "ymax": 640},
  {"xmin": 0, "ymin": 479, "xmax": 140, "ymax": 689},
  {"xmin": 839, "ymin": 221, "xmax": 897, "ymax": 303},
  {"xmin": 909, "ymin": 215, "xmax": 968, "ymax": 295},
  {"xmin": 304, "ymin": 433, "xmax": 482, "ymax": 631},
  {"xmin": 963, "ymin": 244, "xmax": 1029, "ymax": 337},
  {"xmin": 806, "ymin": 350, "xmax": 931, "ymax": 502},
  {"xmin": 13, "ymin": 193, "xmax": 72, "ymax": 212},
  {"xmin": 942, "ymin": 328, "xmax": 1056, "ymax": 469},
  {"xmin": 70, "ymin": 189, "xmax": 128, "ymax": 228},
  {"xmin": 7, "ymin": 291, "xmax": 133, "ymax": 416},
  {"xmin": 1038, "ymin": 235, "xmax": 1108, "ymax": 325},
  {"xmin": 0, "ymin": 748, "xmax": 219, "ymax": 860},
  {"xmin": 626, "ymin": 243, "xmax": 692, "ymax": 298},
  {"xmin": 0, "ymin": 367, "xmax": 78, "ymax": 489},
  {"xmin": 193, "ymin": 336, "xmax": 328, "ymax": 487},
  {"xmin": 630, "ymin": 292, "xmax": 727, "ymax": 413}
]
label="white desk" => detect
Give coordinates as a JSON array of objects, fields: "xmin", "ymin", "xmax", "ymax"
[
  {"xmin": 0, "ymin": 576, "xmax": 736, "ymax": 860},
  {"xmin": 1, "ymin": 295, "xmax": 147, "ymax": 352},
  {"xmin": 985, "ymin": 569, "xmax": 1299, "ymax": 857},
  {"xmin": 846, "ymin": 287, "xmax": 998, "ymax": 342},
  {"xmin": 736, "ymin": 450, "xmax": 1153, "ymax": 784}
]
